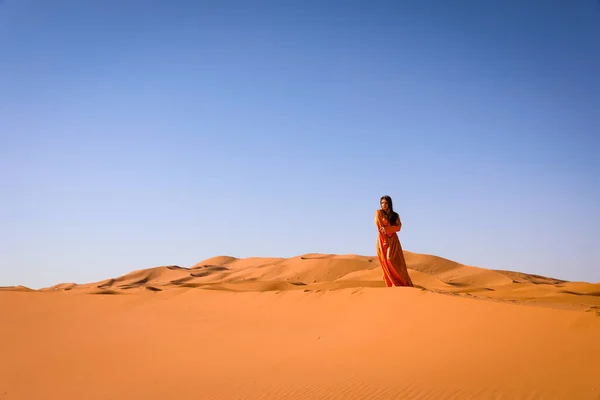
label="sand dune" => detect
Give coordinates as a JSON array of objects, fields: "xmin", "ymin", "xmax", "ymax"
[
  {"xmin": 1, "ymin": 251, "xmax": 599, "ymax": 399},
  {"xmin": 31, "ymin": 251, "xmax": 600, "ymax": 311}
]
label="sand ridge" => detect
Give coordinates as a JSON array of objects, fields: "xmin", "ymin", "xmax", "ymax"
[
  {"xmin": 19, "ymin": 251, "xmax": 599, "ymax": 312},
  {"xmin": 1, "ymin": 251, "xmax": 599, "ymax": 400}
]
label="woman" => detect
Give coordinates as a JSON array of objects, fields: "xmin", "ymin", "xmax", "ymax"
[{"xmin": 375, "ymin": 195, "xmax": 414, "ymax": 287}]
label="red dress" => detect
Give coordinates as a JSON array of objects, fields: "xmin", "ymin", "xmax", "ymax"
[{"xmin": 375, "ymin": 210, "xmax": 414, "ymax": 287}]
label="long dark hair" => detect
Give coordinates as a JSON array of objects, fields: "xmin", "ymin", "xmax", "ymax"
[{"xmin": 380, "ymin": 195, "xmax": 399, "ymax": 225}]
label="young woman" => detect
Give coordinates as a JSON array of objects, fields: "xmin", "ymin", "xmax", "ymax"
[{"xmin": 375, "ymin": 195, "xmax": 414, "ymax": 287}]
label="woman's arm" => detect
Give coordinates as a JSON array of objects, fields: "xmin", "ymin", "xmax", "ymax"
[
  {"xmin": 384, "ymin": 218, "xmax": 401, "ymax": 235},
  {"xmin": 375, "ymin": 210, "xmax": 386, "ymax": 234},
  {"xmin": 374, "ymin": 210, "xmax": 381, "ymax": 228}
]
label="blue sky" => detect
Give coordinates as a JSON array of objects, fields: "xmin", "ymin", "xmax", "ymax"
[{"xmin": 1, "ymin": 0, "xmax": 599, "ymax": 288}]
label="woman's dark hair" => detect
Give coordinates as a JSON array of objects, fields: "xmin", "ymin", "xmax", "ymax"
[{"xmin": 381, "ymin": 195, "xmax": 399, "ymax": 225}]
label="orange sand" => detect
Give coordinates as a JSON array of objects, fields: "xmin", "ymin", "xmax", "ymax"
[{"xmin": 1, "ymin": 251, "xmax": 599, "ymax": 399}]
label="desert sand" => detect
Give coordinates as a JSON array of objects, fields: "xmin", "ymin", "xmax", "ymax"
[{"xmin": 1, "ymin": 251, "xmax": 599, "ymax": 400}]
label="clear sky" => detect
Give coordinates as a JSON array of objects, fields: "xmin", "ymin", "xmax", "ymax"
[{"xmin": 1, "ymin": 0, "xmax": 599, "ymax": 289}]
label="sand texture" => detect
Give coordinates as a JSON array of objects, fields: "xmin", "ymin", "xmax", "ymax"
[{"xmin": 1, "ymin": 251, "xmax": 599, "ymax": 399}]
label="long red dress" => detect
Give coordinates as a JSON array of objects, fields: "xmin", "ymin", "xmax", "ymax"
[{"xmin": 375, "ymin": 209, "xmax": 414, "ymax": 287}]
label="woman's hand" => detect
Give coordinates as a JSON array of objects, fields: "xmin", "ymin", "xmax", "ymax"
[{"xmin": 379, "ymin": 226, "xmax": 386, "ymax": 234}]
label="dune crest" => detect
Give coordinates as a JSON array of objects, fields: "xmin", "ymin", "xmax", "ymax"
[{"xmin": 2, "ymin": 251, "xmax": 588, "ymax": 311}]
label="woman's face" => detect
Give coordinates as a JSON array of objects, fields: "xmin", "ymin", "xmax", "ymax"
[{"xmin": 380, "ymin": 198, "xmax": 390, "ymax": 211}]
